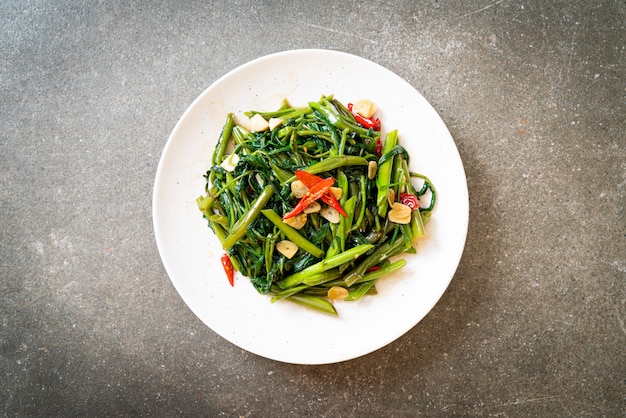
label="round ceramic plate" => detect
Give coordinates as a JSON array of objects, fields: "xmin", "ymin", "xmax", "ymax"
[{"xmin": 153, "ymin": 49, "xmax": 468, "ymax": 365}]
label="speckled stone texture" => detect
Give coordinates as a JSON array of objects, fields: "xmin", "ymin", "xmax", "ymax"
[{"xmin": 1, "ymin": 1, "xmax": 624, "ymax": 416}]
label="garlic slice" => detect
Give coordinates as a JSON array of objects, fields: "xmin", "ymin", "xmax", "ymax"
[
  {"xmin": 219, "ymin": 153, "xmax": 240, "ymax": 172},
  {"xmin": 388, "ymin": 202, "xmax": 412, "ymax": 224},
  {"xmin": 290, "ymin": 180, "xmax": 309, "ymax": 198},
  {"xmin": 368, "ymin": 160, "xmax": 378, "ymax": 180},
  {"xmin": 330, "ymin": 187, "xmax": 343, "ymax": 200},
  {"xmin": 327, "ymin": 286, "xmax": 348, "ymax": 300},
  {"xmin": 269, "ymin": 117, "xmax": 283, "ymax": 131},
  {"xmin": 249, "ymin": 114, "xmax": 269, "ymax": 132},
  {"xmin": 283, "ymin": 213, "xmax": 307, "ymax": 229},
  {"xmin": 303, "ymin": 201, "xmax": 321, "ymax": 214},
  {"xmin": 352, "ymin": 99, "xmax": 378, "ymax": 118},
  {"xmin": 387, "ymin": 188, "xmax": 396, "ymax": 206},
  {"xmin": 276, "ymin": 240, "xmax": 298, "ymax": 259},
  {"xmin": 320, "ymin": 206, "xmax": 341, "ymax": 224}
]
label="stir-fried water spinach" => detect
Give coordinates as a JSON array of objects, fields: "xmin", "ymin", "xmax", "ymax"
[{"xmin": 196, "ymin": 95, "xmax": 436, "ymax": 316}]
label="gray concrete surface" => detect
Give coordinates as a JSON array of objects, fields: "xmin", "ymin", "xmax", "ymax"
[{"xmin": 1, "ymin": 1, "xmax": 624, "ymax": 416}]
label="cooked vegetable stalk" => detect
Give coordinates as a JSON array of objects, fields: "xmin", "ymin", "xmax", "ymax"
[
  {"xmin": 222, "ymin": 185, "xmax": 274, "ymax": 250},
  {"xmin": 287, "ymin": 293, "xmax": 338, "ymax": 316},
  {"xmin": 343, "ymin": 237, "xmax": 405, "ymax": 286},
  {"xmin": 376, "ymin": 130, "xmax": 398, "ymax": 217},
  {"xmin": 212, "ymin": 113, "xmax": 234, "ymax": 166}
]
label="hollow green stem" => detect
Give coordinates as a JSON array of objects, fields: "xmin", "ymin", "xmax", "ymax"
[
  {"xmin": 222, "ymin": 185, "xmax": 274, "ymax": 250},
  {"xmin": 345, "ymin": 280, "xmax": 377, "ymax": 301},
  {"xmin": 376, "ymin": 130, "xmax": 398, "ymax": 217},
  {"xmin": 270, "ymin": 284, "xmax": 308, "ymax": 303},
  {"xmin": 286, "ymin": 294, "xmax": 337, "ymax": 316},
  {"xmin": 343, "ymin": 237, "xmax": 405, "ymax": 286},
  {"xmin": 302, "ymin": 269, "xmax": 342, "ymax": 287},
  {"xmin": 212, "ymin": 113, "xmax": 234, "ymax": 166}
]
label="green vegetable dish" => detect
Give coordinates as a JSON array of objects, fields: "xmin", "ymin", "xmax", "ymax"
[{"xmin": 196, "ymin": 95, "xmax": 435, "ymax": 316}]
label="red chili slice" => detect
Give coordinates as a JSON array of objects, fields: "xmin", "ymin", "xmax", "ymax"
[
  {"xmin": 289, "ymin": 171, "xmax": 347, "ymax": 218},
  {"xmin": 283, "ymin": 177, "xmax": 335, "ymax": 219},
  {"xmin": 399, "ymin": 193, "xmax": 420, "ymax": 211},
  {"xmin": 320, "ymin": 192, "xmax": 347, "ymax": 217},
  {"xmin": 348, "ymin": 103, "xmax": 381, "ymax": 131},
  {"xmin": 294, "ymin": 170, "xmax": 322, "ymax": 188},
  {"xmin": 221, "ymin": 253, "xmax": 235, "ymax": 286}
]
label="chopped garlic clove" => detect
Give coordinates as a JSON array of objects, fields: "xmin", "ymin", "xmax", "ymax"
[
  {"xmin": 290, "ymin": 180, "xmax": 309, "ymax": 198},
  {"xmin": 387, "ymin": 188, "xmax": 396, "ymax": 206},
  {"xmin": 368, "ymin": 160, "xmax": 378, "ymax": 180},
  {"xmin": 330, "ymin": 187, "xmax": 343, "ymax": 200},
  {"xmin": 276, "ymin": 240, "xmax": 298, "ymax": 259},
  {"xmin": 283, "ymin": 213, "xmax": 307, "ymax": 229},
  {"xmin": 269, "ymin": 117, "xmax": 283, "ymax": 131},
  {"xmin": 220, "ymin": 153, "xmax": 240, "ymax": 172},
  {"xmin": 327, "ymin": 286, "xmax": 348, "ymax": 300},
  {"xmin": 303, "ymin": 201, "xmax": 321, "ymax": 214},
  {"xmin": 352, "ymin": 99, "xmax": 378, "ymax": 118},
  {"xmin": 320, "ymin": 206, "xmax": 341, "ymax": 224},
  {"xmin": 249, "ymin": 114, "xmax": 269, "ymax": 132},
  {"xmin": 255, "ymin": 173, "xmax": 264, "ymax": 187},
  {"xmin": 388, "ymin": 202, "xmax": 412, "ymax": 224}
]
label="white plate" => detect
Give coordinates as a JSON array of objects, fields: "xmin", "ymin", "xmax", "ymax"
[{"xmin": 153, "ymin": 49, "xmax": 468, "ymax": 364}]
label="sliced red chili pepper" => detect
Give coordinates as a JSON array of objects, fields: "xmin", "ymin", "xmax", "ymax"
[
  {"xmin": 283, "ymin": 177, "xmax": 334, "ymax": 219},
  {"xmin": 320, "ymin": 193, "xmax": 347, "ymax": 217},
  {"xmin": 221, "ymin": 253, "xmax": 235, "ymax": 286},
  {"xmin": 348, "ymin": 103, "xmax": 381, "ymax": 131},
  {"xmin": 293, "ymin": 170, "xmax": 347, "ymax": 217},
  {"xmin": 375, "ymin": 138, "xmax": 382, "ymax": 157},
  {"xmin": 399, "ymin": 193, "xmax": 420, "ymax": 211},
  {"xmin": 294, "ymin": 170, "xmax": 323, "ymax": 188},
  {"xmin": 366, "ymin": 266, "xmax": 381, "ymax": 273}
]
